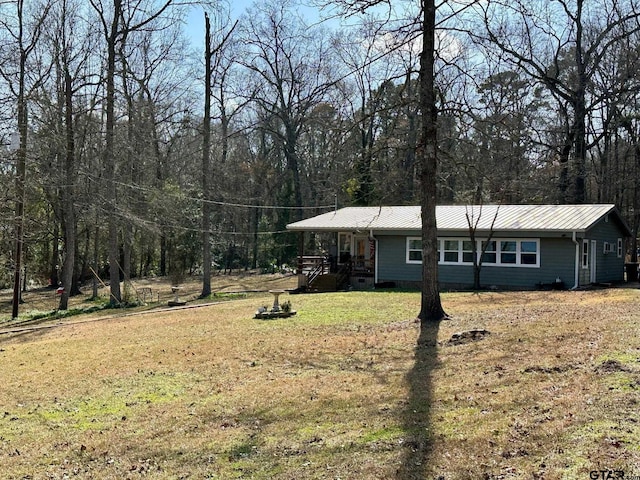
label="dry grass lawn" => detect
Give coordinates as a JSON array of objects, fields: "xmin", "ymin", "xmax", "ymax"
[{"xmin": 1, "ymin": 278, "xmax": 639, "ymax": 479}]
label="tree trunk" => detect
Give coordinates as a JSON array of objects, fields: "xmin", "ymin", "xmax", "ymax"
[
  {"xmin": 12, "ymin": 5, "xmax": 28, "ymax": 318},
  {"xmin": 92, "ymin": 224, "xmax": 99, "ymax": 299},
  {"xmin": 201, "ymin": 13, "xmax": 212, "ymax": 298},
  {"xmin": 105, "ymin": 0, "xmax": 122, "ymax": 306},
  {"xmin": 122, "ymin": 223, "xmax": 132, "ymax": 301},
  {"xmin": 59, "ymin": 69, "xmax": 76, "ymax": 310},
  {"xmin": 356, "ymin": 94, "xmax": 374, "ymax": 205},
  {"xmin": 572, "ymin": 0, "xmax": 587, "ymax": 203},
  {"xmin": 79, "ymin": 224, "xmax": 92, "ymax": 289},
  {"xmin": 121, "ymin": 57, "xmax": 134, "ymax": 303},
  {"xmin": 403, "ymin": 72, "xmax": 417, "ymax": 203},
  {"xmin": 160, "ymin": 234, "xmax": 167, "ymax": 276},
  {"xmin": 50, "ymin": 220, "xmax": 60, "ymax": 288},
  {"xmin": 418, "ymin": 0, "xmax": 446, "ymax": 323},
  {"xmin": 285, "ymin": 124, "xmax": 304, "ymax": 221}
]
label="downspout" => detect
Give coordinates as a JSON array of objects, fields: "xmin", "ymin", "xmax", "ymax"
[
  {"xmin": 370, "ymin": 229, "xmax": 378, "ymax": 285},
  {"xmin": 572, "ymin": 231, "xmax": 579, "ymax": 290}
]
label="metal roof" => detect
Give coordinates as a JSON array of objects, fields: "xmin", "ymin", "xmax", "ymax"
[{"xmin": 286, "ymin": 204, "xmax": 632, "ymax": 235}]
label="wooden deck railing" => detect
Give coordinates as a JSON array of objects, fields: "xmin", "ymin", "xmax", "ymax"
[
  {"xmin": 297, "ymin": 256, "xmax": 373, "ymax": 275},
  {"xmin": 297, "ymin": 255, "xmax": 330, "ymax": 274}
]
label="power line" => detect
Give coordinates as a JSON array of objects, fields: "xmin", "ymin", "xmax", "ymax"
[
  {"xmin": 87, "ymin": 202, "xmax": 298, "ymax": 237},
  {"xmin": 82, "ymin": 171, "xmax": 335, "ymax": 210}
]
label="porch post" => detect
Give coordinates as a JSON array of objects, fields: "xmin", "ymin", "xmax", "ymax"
[
  {"xmin": 297, "ymin": 232, "xmax": 304, "ymax": 274},
  {"xmin": 296, "ymin": 232, "xmax": 307, "ymax": 289}
]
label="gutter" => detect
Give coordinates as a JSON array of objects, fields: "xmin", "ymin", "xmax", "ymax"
[{"xmin": 572, "ymin": 231, "xmax": 579, "ymax": 289}]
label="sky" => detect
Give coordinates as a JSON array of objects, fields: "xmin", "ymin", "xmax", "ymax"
[{"xmin": 184, "ymin": 1, "xmax": 342, "ymax": 49}]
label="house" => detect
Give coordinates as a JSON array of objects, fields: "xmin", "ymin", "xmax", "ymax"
[{"xmin": 286, "ymin": 204, "xmax": 632, "ymax": 291}]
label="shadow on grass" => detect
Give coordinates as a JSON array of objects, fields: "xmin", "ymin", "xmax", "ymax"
[{"xmin": 397, "ymin": 320, "xmax": 441, "ymax": 479}]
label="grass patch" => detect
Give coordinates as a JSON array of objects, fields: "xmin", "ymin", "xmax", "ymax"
[
  {"xmin": 0, "ymin": 273, "xmax": 297, "ymax": 325},
  {"xmin": 211, "ymin": 292, "xmax": 248, "ymax": 300},
  {"xmin": 0, "ymin": 303, "xmax": 111, "ymax": 328},
  {"xmin": 359, "ymin": 425, "xmax": 405, "ymax": 444},
  {"xmin": 0, "ymin": 285, "xmax": 639, "ymax": 478}
]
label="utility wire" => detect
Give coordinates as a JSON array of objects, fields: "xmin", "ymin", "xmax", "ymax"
[{"xmin": 82, "ymin": 171, "xmax": 336, "ymax": 211}]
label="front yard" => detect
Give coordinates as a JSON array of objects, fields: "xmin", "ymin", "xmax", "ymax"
[{"xmin": 1, "ymin": 286, "xmax": 639, "ymax": 478}]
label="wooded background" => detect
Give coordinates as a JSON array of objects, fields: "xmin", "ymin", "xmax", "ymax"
[{"xmin": 2, "ymin": 0, "xmax": 640, "ymax": 307}]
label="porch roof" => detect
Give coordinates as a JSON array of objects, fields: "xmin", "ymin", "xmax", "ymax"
[{"xmin": 286, "ymin": 204, "xmax": 632, "ymax": 236}]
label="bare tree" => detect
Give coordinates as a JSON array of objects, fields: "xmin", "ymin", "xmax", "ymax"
[
  {"xmin": 34, "ymin": 0, "xmax": 99, "ymax": 310},
  {"xmin": 240, "ymin": 0, "xmax": 336, "ymax": 222},
  {"xmin": 201, "ymin": 11, "xmax": 238, "ymax": 298},
  {"xmin": 473, "ymin": 0, "xmax": 640, "ymax": 203},
  {"xmin": 89, "ymin": 0, "xmax": 173, "ymax": 305},
  {"xmin": 319, "ymin": 0, "xmax": 446, "ymax": 320},
  {"xmin": 202, "ymin": 11, "xmax": 213, "ymax": 296},
  {"xmin": 417, "ymin": 0, "xmax": 446, "ymax": 321},
  {"xmin": 334, "ymin": 17, "xmax": 399, "ymax": 205},
  {"xmin": 56, "ymin": 0, "xmax": 79, "ymax": 310},
  {"xmin": 0, "ymin": 0, "xmax": 53, "ymax": 318},
  {"xmin": 465, "ymin": 204, "xmax": 500, "ymax": 290}
]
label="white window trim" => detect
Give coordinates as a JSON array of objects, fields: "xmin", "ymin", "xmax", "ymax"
[
  {"xmin": 480, "ymin": 240, "xmax": 498, "ymax": 265},
  {"xmin": 617, "ymin": 238, "xmax": 623, "ymax": 258},
  {"xmin": 406, "ymin": 237, "xmax": 423, "ymax": 264},
  {"xmin": 406, "ymin": 237, "xmax": 540, "ymax": 268},
  {"xmin": 440, "ymin": 238, "xmax": 475, "ymax": 265},
  {"xmin": 477, "ymin": 238, "xmax": 540, "ymax": 268},
  {"xmin": 442, "ymin": 239, "xmax": 460, "ymax": 263},
  {"xmin": 582, "ymin": 239, "xmax": 589, "ymax": 269},
  {"xmin": 402, "ymin": 238, "xmax": 539, "ymax": 268}
]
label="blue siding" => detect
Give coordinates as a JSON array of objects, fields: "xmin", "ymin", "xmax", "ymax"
[
  {"xmin": 585, "ymin": 218, "xmax": 626, "ymax": 283},
  {"xmin": 376, "ymin": 234, "xmax": 579, "ymax": 289},
  {"xmin": 372, "ymin": 212, "xmax": 627, "ymax": 289},
  {"xmin": 377, "ymin": 235, "xmax": 422, "ymax": 284}
]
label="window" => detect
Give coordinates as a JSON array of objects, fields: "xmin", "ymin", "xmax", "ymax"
[
  {"xmin": 443, "ymin": 238, "xmax": 538, "ymax": 267},
  {"xmin": 481, "ymin": 240, "xmax": 497, "ymax": 264},
  {"xmin": 406, "ymin": 237, "xmax": 539, "ymax": 267},
  {"xmin": 492, "ymin": 239, "xmax": 540, "ymax": 267},
  {"xmin": 521, "ymin": 241, "xmax": 538, "ymax": 265},
  {"xmin": 406, "ymin": 237, "xmax": 422, "ymax": 263},
  {"xmin": 462, "ymin": 240, "xmax": 475, "ymax": 263},
  {"xmin": 436, "ymin": 239, "xmax": 473, "ymax": 265},
  {"xmin": 582, "ymin": 239, "xmax": 589, "ymax": 269},
  {"xmin": 618, "ymin": 238, "xmax": 623, "ymax": 258},
  {"xmin": 500, "ymin": 241, "xmax": 517, "ymax": 264},
  {"xmin": 443, "ymin": 240, "xmax": 460, "ymax": 263},
  {"xmin": 338, "ymin": 233, "xmax": 352, "ymax": 264}
]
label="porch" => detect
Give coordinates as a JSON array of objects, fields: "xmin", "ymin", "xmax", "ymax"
[{"xmin": 295, "ymin": 255, "xmax": 375, "ymax": 292}]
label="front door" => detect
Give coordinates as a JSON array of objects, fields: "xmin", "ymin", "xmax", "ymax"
[{"xmin": 354, "ymin": 236, "xmax": 372, "ymax": 272}]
